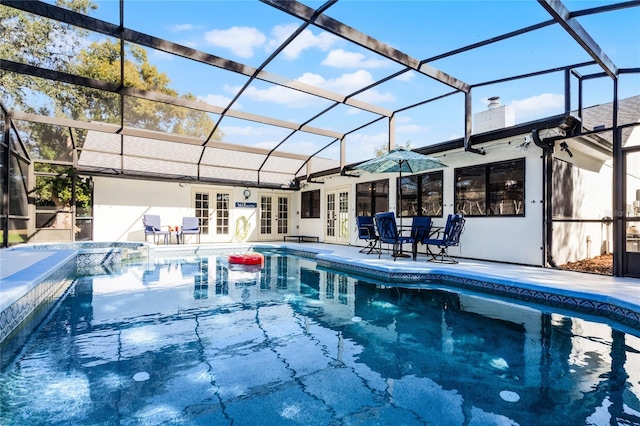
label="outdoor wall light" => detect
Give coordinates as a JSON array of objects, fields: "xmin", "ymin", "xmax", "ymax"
[
  {"xmin": 559, "ymin": 142, "xmax": 574, "ymax": 157},
  {"xmin": 558, "ymin": 115, "xmax": 581, "ymax": 133}
]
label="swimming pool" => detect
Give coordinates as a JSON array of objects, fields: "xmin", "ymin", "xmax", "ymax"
[{"xmin": 1, "ymin": 252, "xmax": 639, "ymax": 425}]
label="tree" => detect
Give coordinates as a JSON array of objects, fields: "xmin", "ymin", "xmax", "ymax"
[
  {"xmin": 374, "ymin": 140, "xmax": 412, "ymax": 157},
  {"xmin": 0, "ymin": 0, "xmax": 97, "ymax": 109},
  {"xmin": 2, "ymin": 0, "xmax": 221, "ymax": 231},
  {"xmin": 60, "ymin": 39, "xmax": 220, "ymax": 139}
]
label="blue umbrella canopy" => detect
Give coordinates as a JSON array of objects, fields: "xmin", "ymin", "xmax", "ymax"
[
  {"xmin": 354, "ymin": 148, "xmax": 447, "ymax": 174},
  {"xmin": 354, "ymin": 148, "xmax": 447, "ymax": 233}
]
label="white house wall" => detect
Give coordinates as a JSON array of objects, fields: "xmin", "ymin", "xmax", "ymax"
[
  {"xmin": 433, "ymin": 142, "xmax": 544, "ymax": 266},
  {"xmin": 299, "ymin": 139, "xmax": 545, "ymax": 266},
  {"xmin": 550, "ymin": 153, "xmax": 614, "ymax": 264},
  {"xmin": 92, "ymin": 135, "xmax": 618, "ymax": 267},
  {"xmin": 93, "ymin": 177, "xmax": 299, "ymax": 243}
]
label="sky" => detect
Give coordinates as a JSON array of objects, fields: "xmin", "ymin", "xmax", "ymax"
[{"xmin": 57, "ymin": 1, "xmax": 640, "ymax": 164}]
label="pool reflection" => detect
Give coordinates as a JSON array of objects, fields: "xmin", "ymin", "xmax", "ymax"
[{"xmin": 1, "ymin": 253, "xmax": 638, "ymax": 426}]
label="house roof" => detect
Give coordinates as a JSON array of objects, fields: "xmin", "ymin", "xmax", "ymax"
[{"xmin": 2, "ymin": 1, "xmax": 639, "ymax": 188}]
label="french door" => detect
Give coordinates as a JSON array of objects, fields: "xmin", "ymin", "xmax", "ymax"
[
  {"xmin": 259, "ymin": 193, "xmax": 290, "ymax": 241},
  {"xmin": 325, "ymin": 188, "xmax": 350, "ymax": 244}
]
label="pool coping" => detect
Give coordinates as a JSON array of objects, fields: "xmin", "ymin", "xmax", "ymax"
[{"xmin": 1, "ymin": 242, "xmax": 639, "ymax": 342}]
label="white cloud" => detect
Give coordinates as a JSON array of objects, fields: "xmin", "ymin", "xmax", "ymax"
[
  {"xmin": 510, "ymin": 93, "xmax": 564, "ymax": 120},
  {"xmin": 394, "ymin": 70, "xmax": 415, "ymax": 82},
  {"xmin": 198, "ymin": 94, "xmax": 237, "ymax": 109},
  {"xmin": 267, "ymin": 23, "xmax": 299, "ymax": 50},
  {"xmin": 170, "ymin": 24, "xmax": 195, "ymax": 32},
  {"xmin": 227, "ymin": 70, "xmax": 395, "ymax": 108},
  {"xmin": 220, "ymin": 125, "xmax": 266, "ymax": 136},
  {"xmin": 321, "ymin": 49, "xmax": 389, "ymax": 69},
  {"xmin": 345, "ymin": 132, "xmax": 389, "ymax": 162},
  {"xmin": 204, "ymin": 26, "xmax": 266, "ymax": 58},
  {"xmin": 268, "ymin": 26, "xmax": 337, "ymax": 59},
  {"xmin": 297, "ymin": 72, "xmax": 326, "ymax": 86},
  {"xmin": 322, "ymin": 70, "xmax": 376, "ymax": 94},
  {"xmin": 239, "ymin": 84, "xmax": 323, "ymax": 108},
  {"xmin": 355, "ymin": 90, "xmax": 396, "ymax": 104},
  {"xmin": 282, "ymin": 139, "xmax": 323, "ymax": 155}
]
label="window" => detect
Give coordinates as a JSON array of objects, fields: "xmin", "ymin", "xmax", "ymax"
[
  {"xmin": 398, "ymin": 170, "xmax": 443, "ymax": 218},
  {"xmin": 356, "ymin": 179, "xmax": 389, "ymax": 216},
  {"xmin": 455, "ymin": 159, "xmax": 525, "ymax": 217},
  {"xmin": 301, "ymin": 189, "xmax": 320, "ymax": 218},
  {"xmin": 195, "ymin": 192, "xmax": 210, "ymax": 234},
  {"xmin": 216, "ymin": 193, "xmax": 230, "ymax": 234}
]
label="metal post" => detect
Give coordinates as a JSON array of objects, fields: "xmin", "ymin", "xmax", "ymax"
[
  {"xmin": 611, "ymin": 80, "xmax": 624, "ymax": 277},
  {"xmin": 1, "ymin": 111, "xmax": 9, "ymax": 247}
]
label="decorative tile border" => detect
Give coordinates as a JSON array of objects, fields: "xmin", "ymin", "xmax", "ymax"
[
  {"xmin": 76, "ymin": 248, "xmax": 122, "ymax": 276},
  {"xmin": 0, "ymin": 258, "xmax": 75, "ymax": 346},
  {"xmin": 3, "ymin": 242, "xmax": 637, "ymax": 355},
  {"xmin": 317, "ymin": 258, "xmax": 640, "ymax": 330}
]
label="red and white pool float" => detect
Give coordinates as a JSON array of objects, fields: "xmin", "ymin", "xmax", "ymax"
[{"xmin": 225, "ymin": 252, "xmax": 264, "ymax": 272}]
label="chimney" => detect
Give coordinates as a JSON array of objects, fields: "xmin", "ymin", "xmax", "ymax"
[
  {"xmin": 488, "ymin": 96, "xmax": 501, "ymax": 109},
  {"xmin": 473, "ymin": 96, "xmax": 515, "ymax": 133}
]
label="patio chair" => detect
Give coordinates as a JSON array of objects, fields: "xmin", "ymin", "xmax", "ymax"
[
  {"xmin": 421, "ymin": 214, "xmax": 465, "ymax": 264},
  {"xmin": 143, "ymin": 214, "xmax": 170, "ymax": 244},
  {"xmin": 410, "ymin": 216, "xmax": 432, "ymax": 260},
  {"xmin": 374, "ymin": 211, "xmax": 415, "ymax": 261},
  {"xmin": 356, "ymin": 215, "xmax": 380, "ymax": 254},
  {"xmin": 178, "ymin": 216, "xmax": 201, "ymax": 244}
]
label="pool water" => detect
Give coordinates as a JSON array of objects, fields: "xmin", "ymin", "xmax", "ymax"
[{"xmin": 1, "ymin": 253, "xmax": 639, "ymax": 425}]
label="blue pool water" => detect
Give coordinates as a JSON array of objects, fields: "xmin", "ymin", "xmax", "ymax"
[{"xmin": 1, "ymin": 252, "xmax": 639, "ymax": 425}]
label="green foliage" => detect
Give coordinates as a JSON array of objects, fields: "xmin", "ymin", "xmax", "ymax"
[
  {"xmin": 0, "ymin": 0, "xmax": 96, "ymax": 108},
  {"xmin": 374, "ymin": 140, "xmax": 412, "ymax": 157},
  {"xmin": 33, "ymin": 164, "xmax": 91, "ymax": 211},
  {"xmin": 59, "ymin": 39, "xmax": 219, "ymax": 139},
  {"xmin": 3, "ymin": 0, "xmax": 222, "ymax": 214}
]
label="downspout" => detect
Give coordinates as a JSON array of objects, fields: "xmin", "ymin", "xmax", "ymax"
[{"xmin": 533, "ymin": 129, "xmax": 557, "ymax": 267}]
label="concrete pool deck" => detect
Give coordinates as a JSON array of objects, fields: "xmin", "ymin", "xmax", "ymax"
[{"xmin": 1, "ymin": 242, "xmax": 639, "ymax": 334}]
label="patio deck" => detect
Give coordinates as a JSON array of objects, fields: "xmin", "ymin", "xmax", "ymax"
[{"xmin": 1, "ymin": 242, "xmax": 639, "ymax": 335}]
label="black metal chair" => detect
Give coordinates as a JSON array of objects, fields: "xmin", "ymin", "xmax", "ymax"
[
  {"xmin": 356, "ymin": 215, "xmax": 379, "ymax": 254},
  {"xmin": 143, "ymin": 214, "xmax": 170, "ymax": 244},
  {"xmin": 374, "ymin": 211, "xmax": 414, "ymax": 260},
  {"xmin": 422, "ymin": 214, "xmax": 465, "ymax": 263}
]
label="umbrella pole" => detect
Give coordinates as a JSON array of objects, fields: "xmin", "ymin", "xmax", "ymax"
[
  {"xmin": 396, "ymin": 161, "xmax": 410, "ymax": 258},
  {"xmin": 398, "ymin": 165, "xmax": 402, "ymax": 230}
]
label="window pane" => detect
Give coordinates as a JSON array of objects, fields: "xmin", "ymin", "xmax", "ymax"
[
  {"xmin": 421, "ymin": 171, "xmax": 443, "ymax": 217},
  {"xmin": 261, "ymin": 196, "xmax": 272, "ymax": 234},
  {"xmin": 356, "ymin": 182, "xmax": 372, "ymax": 216},
  {"xmin": 195, "ymin": 192, "xmax": 209, "ymax": 234},
  {"xmin": 277, "ymin": 196, "xmax": 288, "ymax": 235},
  {"xmin": 399, "ymin": 176, "xmax": 418, "ymax": 218},
  {"xmin": 356, "ymin": 179, "xmax": 388, "ymax": 217},
  {"xmin": 373, "ymin": 180, "xmax": 389, "ymax": 214},
  {"xmin": 216, "ymin": 193, "xmax": 229, "ymax": 234},
  {"xmin": 456, "ymin": 166, "xmax": 486, "ymax": 216},
  {"xmin": 489, "ymin": 159, "xmax": 524, "ymax": 216},
  {"xmin": 301, "ymin": 189, "xmax": 320, "ymax": 218}
]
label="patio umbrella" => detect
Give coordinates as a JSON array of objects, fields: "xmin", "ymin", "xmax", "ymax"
[{"xmin": 354, "ymin": 147, "xmax": 447, "ymax": 229}]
